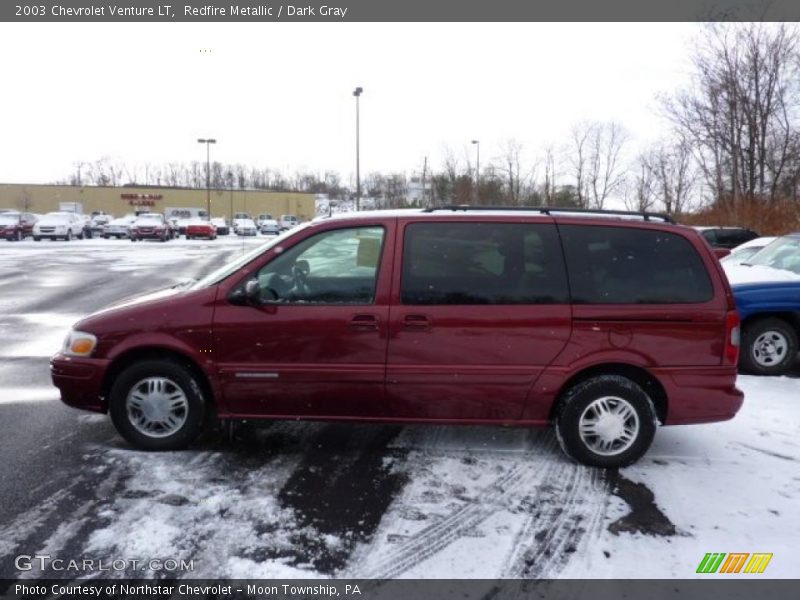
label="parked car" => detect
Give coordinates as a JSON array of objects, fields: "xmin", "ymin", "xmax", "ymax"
[
  {"xmin": 51, "ymin": 207, "xmax": 743, "ymax": 468},
  {"xmin": 90, "ymin": 214, "xmax": 113, "ymax": 236},
  {"xmin": 259, "ymin": 218, "xmax": 280, "ymax": 235},
  {"xmin": 721, "ymin": 236, "xmax": 777, "ymax": 266},
  {"xmin": 724, "ymin": 233, "xmax": 800, "ymax": 285},
  {"xmin": 279, "ymin": 214, "xmax": 299, "ymax": 231},
  {"xmin": 235, "ymin": 218, "xmax": 258, "ymax": 236},
  {"xmin": 211, "ymin": 218, "xmax": 230, "ymax": 236},
  {"xmin": 174, "ymin": 218, "xmax": 194, "ymax": 236},
  {"xmin": 256, "ymin": 214, "xmax": 274, "ymax": 228},
  {"xmin": 732, "ymin": 281, "xmax": 800, "ymax": 376},
  {"xmin": 104, "ymin": 215, "xmax": 138, "ymax": 239},
  {"xmin": 232, "ymin": 213, "xmax": 252, "ymax": 233},
  {"xmin": 130, "ymin": 213, "xmax": 171, "ymax": 242},
  {"xmin": 0, "ymin": 211, "xmax": 38, "ymax": 241},
  {"xmin": 694, "ymin": 226, "xmax": 759, "ymax": 249},
  {"xmin": 33, "ymin": 212, "xmax": 85, "ymax": 241},
  {"xmin": 79, "ymin": 214, "xmax": 94, "ymax": 239},
  {"xmin": 186, "ymin": 219, "xmax": 217, "ymax": 240}
]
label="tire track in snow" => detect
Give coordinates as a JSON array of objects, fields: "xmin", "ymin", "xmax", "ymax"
[
  {"xmin": 352, "ymin": 433, "xmax": 561, "ymax": 579},
  {"xmin": 503, "ymin": 466, "xmax": 608, "ymax": 578}
]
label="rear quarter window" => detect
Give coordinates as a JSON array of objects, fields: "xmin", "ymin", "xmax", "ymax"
[{"xmin": 560, "ymin": 225, "xmax": 713, "ymax": 304}]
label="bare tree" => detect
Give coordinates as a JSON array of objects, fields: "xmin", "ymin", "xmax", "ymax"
[
  {"xmin": 492, "ymin": 139, "xmax": 528, "ymax": 205},
  {"xmin": 568, "ymin": 122, "xmax": 594, "ymax": 208},
  {"xmin": 625, "ymin": 150, "xmax": 657, "ymax": 212},
  {"xmin": 587, "ymin": 121, "xmax": 629, "ymax": 209},
  {"xmin": 542, "ymin": 145, "xmax": 558, "ymax": 206},
  {"xmin": 568, "ymin": 121, "xmax": 629, "ymax": 209},
  {"xmin": 664, "ymin": 23, "xmax": 800, "ymax": 204}
]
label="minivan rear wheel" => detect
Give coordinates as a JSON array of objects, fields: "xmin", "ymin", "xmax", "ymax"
[
  {"xmin": 109, "ymin": 360, "xmax": 206, "ymax": 450},
  {"xmin": 555, "ymin": 375, "xmax": 657, "ymax": 468}
]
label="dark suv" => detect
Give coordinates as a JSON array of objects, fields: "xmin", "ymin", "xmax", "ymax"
[
  {"xmin": 0, "ymin": 211, "xmax": 38, "ymax": 241},
  {"xmin": 696, "ymin": 226, "xmax": 759, "ymax": 249},
  {"xmin": 51, "ymin": 207, "xmax": 743, "ymax": 467}
]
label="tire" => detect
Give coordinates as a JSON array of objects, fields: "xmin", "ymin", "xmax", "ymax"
[
  {"xmin": 33, "ymin": 237, "xmax": 40, "ymax": 242},
  {"xmin": 555, "ymin": 375, "xmax": 657, "ymax": 468},
  {"xmin": 109, "ymin": 360, "xmax": 207, "ymax": 450},
  {"xmin": 131, "ymin": 237, "xmax": 137, "ymax": 242},
  {"xmin": 78, "ymin": 231, "xmax": 85, "ymax": 240},
  {"xmin": 740, "ymin": 318, "xmax": 798, "ymax": 376}
]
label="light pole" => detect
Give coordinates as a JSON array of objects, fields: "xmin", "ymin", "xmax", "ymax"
[
  {"xmin": 197, "ymin": 138, "xmax": 216, "ymax": 219},
  {"xmin": 353, "ymin": 87, "xmax": 363, "ymax": 211},
  {"xmin": 471, "ymin": 139, "xmax": 480, "ymax": 203},
  {"xmin": 226, "ymin": 170, "xmax": 234, "ymax": 223}
]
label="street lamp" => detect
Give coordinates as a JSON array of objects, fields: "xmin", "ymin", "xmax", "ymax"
[
  {"xmin": 197, "ymin": 138, "xmax": 216, "ymax": 219},
  {"xmin": 226, "ymin": 170, "xmax": 234, "ymax": 224},
  {"xmin": 353, "ymin": 87, "xmax": 363, "ymax": 211},
  {"xmin": 471, "ymin": 140, "xmax": 480, "ymax": 203}
]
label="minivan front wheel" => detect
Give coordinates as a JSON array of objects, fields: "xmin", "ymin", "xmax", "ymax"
[
  {"xmin": 109, "ymin": 360, "xmax": 206, "ymax": 450},
  {"xmin": 555, "ymin": 375, "xmax": 656, "ymax": 468}
]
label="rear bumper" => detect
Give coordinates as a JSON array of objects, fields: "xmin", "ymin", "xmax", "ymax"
[
  {"xmin": 655, "ymin": 366, "xmax": 744, "ymax": 425},
  {"xmin": 50, "ymin": 354, "xmax": 111, "ymax": 413}
]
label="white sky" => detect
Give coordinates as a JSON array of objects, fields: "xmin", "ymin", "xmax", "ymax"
[{"xmin": 0, "ymin": 22, "xmax": 700, "ymax": 184}]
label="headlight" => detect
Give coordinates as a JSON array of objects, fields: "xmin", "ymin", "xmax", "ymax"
[{"xmin": 62, "ymin": 331, "xmax": 98, "ymax": 357}]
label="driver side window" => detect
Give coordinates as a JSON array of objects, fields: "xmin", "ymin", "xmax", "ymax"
[{"xmin": 255, "ymin": 226, "xmax": 385, "ymax": 304}]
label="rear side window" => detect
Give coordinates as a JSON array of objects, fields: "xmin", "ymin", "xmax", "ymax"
[
  {"xmin": 401, "ymin": 222, "xmax": 569, "ymax": 305},
  {"xmin": 560, "ymin": 225, "xmax": 713, "ymax": 304}
]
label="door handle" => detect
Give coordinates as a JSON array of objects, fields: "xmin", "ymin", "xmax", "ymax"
[
  {"xmin": 402, "ymin": 314, "xmax": 432, "ymax": 331},
  {"xmin": 350, "ymin": 314, "xmax": 379, "ymax": 331}
]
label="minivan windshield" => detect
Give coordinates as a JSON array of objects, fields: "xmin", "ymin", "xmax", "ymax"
[
  {"xmin": 743, "ymin": 235, "xmax": 800, "ymax": 274},
  {"xmin": 190, "ymin": 224, "xmax": 310, "ymax": 289}
]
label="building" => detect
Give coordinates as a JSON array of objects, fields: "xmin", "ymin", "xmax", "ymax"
[
  {"xmin": 0, "ymin": 183, "xmax": 316, "ymax": 221},
  {"xmin": 407, "ymin": 173, "xmax": 432, "ymax": 205}
]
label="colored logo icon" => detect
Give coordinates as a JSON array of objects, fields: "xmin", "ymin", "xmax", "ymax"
[{"xmin": 697, "ymin": 553, "xmax": 773, "ymax": 574}]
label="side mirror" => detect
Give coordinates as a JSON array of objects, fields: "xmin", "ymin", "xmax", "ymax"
[
  {"xmin": 245, "ymin": 279, "xmax": 261, "ymax": 304},
  {"xmin": 228, "ymin": 279, "xmax": 262, "ymax": 306}
]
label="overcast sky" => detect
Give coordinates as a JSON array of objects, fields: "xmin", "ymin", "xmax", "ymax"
[{"xmin": 0, "ymin": 22, "xmax": 700, "ymax": 185}]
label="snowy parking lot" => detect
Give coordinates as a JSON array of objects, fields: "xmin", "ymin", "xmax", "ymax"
[{"xmin": 0, "ymin": 236, "xmax": 798, "ymax": 579}]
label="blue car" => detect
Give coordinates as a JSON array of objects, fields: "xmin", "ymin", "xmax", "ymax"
[{"xmin": 726, "ymin": 233, "xmax": 800, "ymax": 375}]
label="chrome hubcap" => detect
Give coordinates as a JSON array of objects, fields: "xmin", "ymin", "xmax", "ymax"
[
  {"xmin": 753, "ymin": 331, "xmax": 788, "ymax": 367},
  {"xmin": 579, "ymin": 396, "xmax": 639, "ymax": 456},
  {"xmin": 126, "ymin": 377, "xmax": 189, "ymax": 438}
]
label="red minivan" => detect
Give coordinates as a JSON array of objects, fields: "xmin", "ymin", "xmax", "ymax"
[{"xmin": 51, "ymin": 207, "xmax": 744, "ymax": 467}]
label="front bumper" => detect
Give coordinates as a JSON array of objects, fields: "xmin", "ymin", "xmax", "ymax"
[
  {"xmin": 132, "ymin": 231, "xmax": 166, "ymax": 239},
  {"xmin": 50, "ymin": 354, "xmax": 111, "ymax": 413}
]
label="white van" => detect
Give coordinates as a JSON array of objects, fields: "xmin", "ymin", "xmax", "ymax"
[{"xmin": 279, "ymin": 215, "xmax": 299, "ymax": 231}]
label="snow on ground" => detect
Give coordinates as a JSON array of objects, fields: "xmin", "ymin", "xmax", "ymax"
[{"xmin": 0, "ymin": 238, "xmax": 798, "ymax": 580}]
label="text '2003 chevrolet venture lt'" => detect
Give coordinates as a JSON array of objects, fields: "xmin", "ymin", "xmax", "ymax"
[{"xmin": 51, "ymin": 207, "xmax": 744, "ymax": 467}]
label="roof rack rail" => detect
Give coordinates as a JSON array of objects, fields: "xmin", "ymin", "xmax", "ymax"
[{"xmin": 422, "ymin": 205, "xmax": 676, "ymax": 224}]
